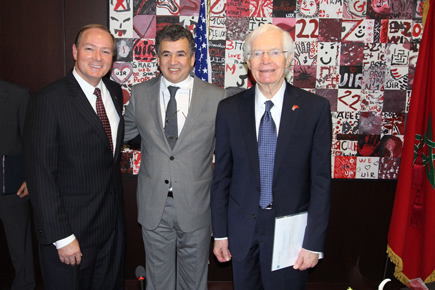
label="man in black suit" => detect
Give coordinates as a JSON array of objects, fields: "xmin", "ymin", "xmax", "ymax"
[
  {"xmin": 0, "ymin": 79, "xmax": 35, "ymax": 290},
  {"xmin": 211, "ymin": 24, "xmax": 331, "ymax": 290},
  {"xmin": 24, "ymin": 24, "xmax": 125, "ymax": 290}
]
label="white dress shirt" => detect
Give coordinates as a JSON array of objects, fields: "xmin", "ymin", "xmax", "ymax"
[{"xmin": 159, "ymin": 75, "xmax": 194, "ymax": 135}]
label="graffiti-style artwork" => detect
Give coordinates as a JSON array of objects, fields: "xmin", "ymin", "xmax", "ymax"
[
  {"xmin": 133, "ymin": 38, "xmax": 156, "ymax": 62},
  {"xmin": 317, "ymin": 66, "xmax": 340, "ymax": 89},
  {"xmin": 132, "ymin": 60, "xmax": 158, "ymax": 83},
  {"xmin": 112, "ymin": 62, "xmax": 134, "ymax": 85},
  {"xmin": 110, "ymin": 0, "xmax": 425, "ymax": 179},
  {"xmin": 380, "ymin": 135, "xmax": 403, "ymax": 157},
  {"xmin": 379, "ymin": 157, "xmax": 400, "ymax": 179},
  {"xmin": 156, "ymin": 0, "xmax": 181, "ymax": 15},
  {"xmin": 209, "ymin": 40, "xmax": 226, "ymax": 87},
  {"xmin": 356, "ymin": 157, "xmax": 379, "ymax": 178},
  {"xmin": 180, "ymin": 0, "xmax": 201, "ymax": 16},
  {"xmin": 332, "ymin": 139, "xmax": 359, "ymax": 156},
  {"xmin": 333, "ymin": 156, "xmax": 357, "ymax": 178},
  {"xmin": 388, "ymin": 0, "xmax": 413, "ymax": 19},
  {"xmin": 333, "ymin": 111, "xmax": 360, "ymax": 135},
  {"xmin": 339, "ymin": 66, "xmax": 363, "ymax": 89},
  {"xmin": 295, "ymin": 18, "xmax": 319, "ymax": 40},
  {"xmin": 367, "ymin": 0, "xmax": 390, "ymax": 19},
  {"xmin": 294, "ymin": 65, "xmax": 317, "ymax": 88},
  {"xmin": 210, "ymin": 0, "xmax": 226, "ymax": 17},
  {"xmin": 343, "ymin": 0, "xmax": 367, "ymax": 19},
  {"xmin": 134, "ymin": 0, "xmax": 156, "ymax": 15},
  {"xmin": 383, "ymin": 90, "xmax": 406, "ymax": 112},
  {"xmin": 360, "ymin": 89, "xmax": 383, "ymax": 112},
  {"xmin": 296, "ymin": 0, "xmax": 320, "ymax": 18},
  {"xmin": 227, "ymin": 0, "xmax": 250, "ymax": 17},
  {"xmin": 111, "ymin": 0, "xmax": 132, "ymax": 12},
  {"xmin": 116, "ymin": 38, "xmax": 134, "ymax": 61},
  {"xmin": 273, "ymin": 0, "xmax": 296, "ymax": 17},
  {"xmin": 318, "ymin": 0, "xmax": 343, "ymax": 18},
  {"xmin": 111, "ymin": 14, "xmax": 134, "ymax": 38},
  {"xmin": 249, "ymin": 0, "xmax": 273, "ymax": 17},
  {"xmin": 340, "ymin": 42, "xmax": 364, "ymax": 65},
  {"xmin": 133, "ymin": 15, "xmax": 156, "ymax": 38},
  {"xmin": 318, "ymin": 19, "xmax": 342, "ymax": 42},
  {"xmin": 273, "ymin": 18, "xmax": 296, "ymax": 41},
  {"xmin": 359, "ymin": 112, "xmax": 382, "ymax": 134},
  {"xmin": 381, "ymin": 112, "xmax": 405, "ymax": 135},
  {"xmin": 226, "ymin": 17, "xmax": 250, "ymax": 40}
]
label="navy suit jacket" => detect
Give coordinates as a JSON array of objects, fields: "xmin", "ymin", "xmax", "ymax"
[
  {"xmin": 211, "ymin": 82, "xmax": 332, "ymax": 262},
  {"xmin": 24, "ymin": 72, "xmax": 125, "ymax": 248}
]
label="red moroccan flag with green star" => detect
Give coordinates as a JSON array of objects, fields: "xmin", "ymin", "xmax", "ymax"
[{"xmin": 387, "ymin": 0, "xmax": 435, "ymax": 285}]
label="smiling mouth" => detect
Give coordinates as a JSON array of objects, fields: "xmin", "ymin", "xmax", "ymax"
[{"xmin": 320, "ymin": 57, "xmax": 332, "ymax": 65}]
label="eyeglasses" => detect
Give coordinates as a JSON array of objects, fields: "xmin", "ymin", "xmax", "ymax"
[{"xmin": 248, "ymin": 49, "xmax": 287, "ymax": 59}]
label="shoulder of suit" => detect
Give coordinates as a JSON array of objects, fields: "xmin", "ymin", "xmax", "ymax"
[{"xmin": 285, "ymin": 83, "xmax": 328, "ymax": 104}]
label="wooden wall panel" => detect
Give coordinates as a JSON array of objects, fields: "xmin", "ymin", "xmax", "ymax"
[
  {"xmin": 63, "ymin": 0, "xmax": 109, "ymax": 73},
  {"xmin": 0, "ymin": 0, "xmax": 65, "ymax": 93}
]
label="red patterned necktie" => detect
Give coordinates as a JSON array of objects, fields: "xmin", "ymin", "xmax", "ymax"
[{"xmin": 94, "ymin": 88, "xmax": 113, "ymax": 152}]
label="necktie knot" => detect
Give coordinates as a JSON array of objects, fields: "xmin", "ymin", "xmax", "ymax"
[
  {"xmin": 265, "ymin": 100, "xmax": 274, "ymax": 112},
  {"xmin": 168, "ymin": 86, "xmax": 179, "ymax": 98},
  {"xmin": 94, "ymin": 87, "xmax": 102, "ymax": 99}
]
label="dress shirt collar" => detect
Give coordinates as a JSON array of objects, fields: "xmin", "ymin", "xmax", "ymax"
[
  {"xmin": 72, "ymin": 67, "xmax": 104, "ymax": 96},
  {"xmin": 255, "ymin": 81, "xmax": 286, "ymax": 112},
  {"xmin": 161, "ymin": 75, "xmax": 194, "ymax": 91}
]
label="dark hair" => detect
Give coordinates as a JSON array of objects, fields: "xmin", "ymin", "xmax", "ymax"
[
  {"xmin": 155, "ymin": 24, "xmax": 195, "ymax": 56},
  {"xmin": 74, "ymin": 24, "xmax": 116, "ymax": 56}
]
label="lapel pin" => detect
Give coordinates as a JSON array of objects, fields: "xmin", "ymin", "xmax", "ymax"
[{"xmin": 292, "ymin": 105, "xmax": 299, "ymax": 111}]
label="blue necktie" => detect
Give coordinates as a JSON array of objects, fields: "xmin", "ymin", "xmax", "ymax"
[{"xmin": 258, "ymin": 100, "xmax": 277, "ymax": 209}]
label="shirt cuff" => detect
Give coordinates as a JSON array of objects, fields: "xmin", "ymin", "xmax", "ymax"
[
  {"xmin": 214, "ymin": 237, "xmax": 228, "ymax": 241},
  {"xmin": 53, "ymin": 234, "xmax": 76, "ymax": 249}
]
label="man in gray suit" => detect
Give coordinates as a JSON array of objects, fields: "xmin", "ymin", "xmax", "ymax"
[{"xmin": 124, "ymin": 24, "xmax": 226, "ymax": 290}]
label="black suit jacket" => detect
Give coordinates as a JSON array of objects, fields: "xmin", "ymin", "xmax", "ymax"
[
  {"xmin": 211, "ymin": 82, "xmax": 332, "ymax": 261},
  {"xmin": 24, "ymin": 72, "xmax": 125, "ymax": 248},
  {"xmin": 0, "ymin": 79, "xmax": 30, "ymax": 205}
]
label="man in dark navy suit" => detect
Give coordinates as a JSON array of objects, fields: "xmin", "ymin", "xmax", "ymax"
[
  {"xmin": 24, "ymin": 24, "xmax": 125, "ymax": 290},
  {"xmin": 0, "ymin": 79, "xmax": 35, "ymax": 290},
  {"xmin": 211, "ymin": 24, "xmax": 331, "ymax": 290}
]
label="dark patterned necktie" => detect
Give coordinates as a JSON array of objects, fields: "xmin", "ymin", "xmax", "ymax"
[
  {"xmin": 94, "ymin": 88, "xmax": 113, "ymax": 152},
  {"xmin": 258, "ymin": 100, "xmax": 277, "ymax": 209},
  {"xmin": 165, "ymin": 86, "xmax": 180, "ymax": 150}
]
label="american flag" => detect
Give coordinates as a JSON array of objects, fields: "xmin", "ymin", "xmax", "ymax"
[{"xmin": 194, "ymin": 0, "xmax": 210, "ymax": 83}]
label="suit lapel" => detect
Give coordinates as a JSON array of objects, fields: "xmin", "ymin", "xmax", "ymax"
[
  {"xmin": 273, "ymin": 83, "xmax": 301, "ymax": 180},
  {"xmin": 146, "ymin": 76, "xmax": 169, "ymax": 150},
  {"xmin": 175, "ymin": 76, "xmax": 206, "ymax": 149},
  {"xmin": 65, "ymin": 73, "xmax": 112, "ymax": 153},
  {"xmin": 240, "ymin": 87, "xmax": 261, "ymax": 184}
]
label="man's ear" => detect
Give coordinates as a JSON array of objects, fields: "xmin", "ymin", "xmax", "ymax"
[{"xmin": 72, "ymin": 44, "xmax": 78, "ymax": 61}]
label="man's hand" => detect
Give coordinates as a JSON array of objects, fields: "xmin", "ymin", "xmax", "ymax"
[
  {"xmin": 213, "ymin": 239, "xmax": 232, "ymax": 263},
  {"xmin": 58, "ymin": 239, "xmax": 82, "ymax": 266},
  {"xmin": 17, "ymin": 182, "xmax": 29, "ymax": 198},
  {"xmin": 293, "ymin": 248, "xmax": 319, "ymax": 271}
]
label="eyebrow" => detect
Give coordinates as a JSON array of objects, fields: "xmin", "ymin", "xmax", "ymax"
[{"xmin": 161, "ymin": 50, "xmax": 187, "ymax": 54}]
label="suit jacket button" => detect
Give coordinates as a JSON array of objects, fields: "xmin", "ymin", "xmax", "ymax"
[
  {"xmin": 170, "ymin": 156, "xmax": 174, "ymax": 160},
  {"xmin": 165, "ymin": 180, "xmax": 169, "ymax": 184},
  {"xmin": 256, "ymin": 187, "xmax": 260, "ymax": 192},
  {"xmin": 252, "ymin": 214, "xmax": 256, "ymax": 219}
]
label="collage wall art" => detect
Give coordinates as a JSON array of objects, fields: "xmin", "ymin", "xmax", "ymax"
[{"xmin": 110, "ymin": 0, "xmax": 427, "ymax": 179}]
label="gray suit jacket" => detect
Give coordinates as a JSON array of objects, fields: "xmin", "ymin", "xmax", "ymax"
[{"xmin": 124, "ymin": 75, "xmax": 227, "ymax": 232}]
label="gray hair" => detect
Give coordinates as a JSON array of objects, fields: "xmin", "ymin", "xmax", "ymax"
[{"xmin": 243, "ymin": 24, "xmax": 294, "ymax": 62}]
